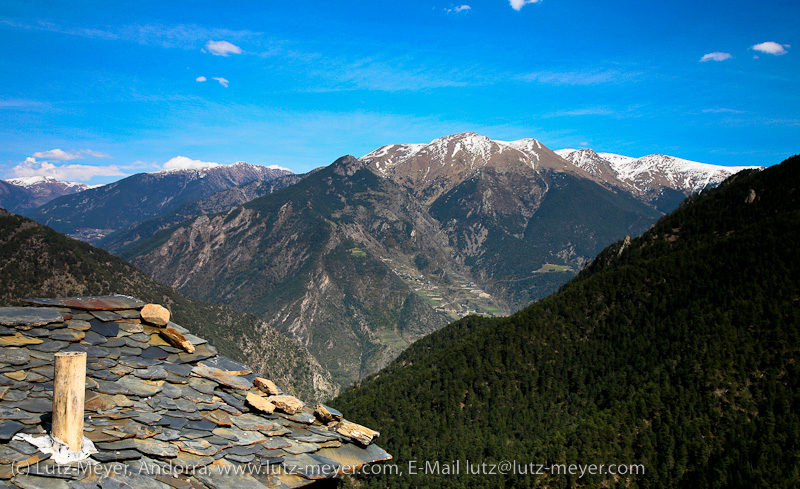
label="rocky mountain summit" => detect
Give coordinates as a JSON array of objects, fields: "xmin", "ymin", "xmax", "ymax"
[
  {"xmin": 555, "ymin": 148, "xmax": 760, "ymax": 211},
  {"xmin": 0, "ymin": 177, "xmax": 91, "ymax": 214}
]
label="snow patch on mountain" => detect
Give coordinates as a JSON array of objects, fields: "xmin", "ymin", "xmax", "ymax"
[{"xmin": 6, "ymin": 176, "xmax": 89, "ymax": 191}]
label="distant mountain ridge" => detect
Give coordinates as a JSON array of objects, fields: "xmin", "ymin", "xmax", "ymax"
[
  {"xmin": 27, "ymin": 161, "xmax": 292, "ymax": 243},
  {"xmin": 554, "ymin": 148, "xmax": 760, "ymax": 211},
  {"xmin": 0, "ymin": 176, "xmax": 91, "ymax": 213}
]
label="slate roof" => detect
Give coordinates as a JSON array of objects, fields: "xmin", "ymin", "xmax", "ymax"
[{"xmin": 0, "ymin": 296, "xmax": 390, "ymax": 489}]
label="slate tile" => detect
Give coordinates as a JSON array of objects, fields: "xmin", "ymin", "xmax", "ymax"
[
  {"xmin": 90, "ymin": 310, "xmax": 122, "ymax": 322},
  {"xmin": 186, "ymin": 418, "xmax": 216, "ymax": 431},
  {"xmin": 65, "ymin": 320, "xmax": 91, "ymax": 331},
  {"xmin": 225, "ymin": 444, "xmax": 263, "ymax": 457},
  {"xmin": 2, "ymin": 390, "xmax": 29, "ymax": 402},
  {"xmin": 0, "ymin": 333, "xmax": 43, "ymax": 347},
  {"xmin": 0, "ymin": 349, "xmax": 28, "ymax": 366},
  {"xmin": 214, "ymin": 391, "xmax": 246, "ymax": 412},
  {"xmin": 10, "ymin": 475, "xmax": 70, "ymax": 489},
  {"xmin": 92, "ymin": 450, "xmax": 142, "ymax": 462},
  {"xmin": 153, "ymin": 428, "xmax": 181, "ymax": 442},
  {"xmin": 114, "ymin": 309, "xmax": 141, "ymax": 319},
  {"xmin": 102, "ymin": 337, "xmax": 127, "ymax": 348},
  {"xmin": 49, "ymin": 328, "xmax": 84, "ymax": 342},
  {"xmin": 162, "ymin": 363, "xmax": 193, "ymax": 377},
  {"xmin": 133, "ymin": 412, "xmax": 162, "ymax": 425},
  {"xmin": 141, "ymin": 347, "xmax": 169, "ymax": 359},
  {"xmin": 25, "ymin": 328, "xmax": 51, "ymax": 338},
  {"xmin": 160, "ymin": 383, "xmax": 182, "ymax": 399},
  {"xmin": 0, "ymin": 420, "xmax": 24, "ymax": 441},
  {"xmin": 89, "ymin": 320, "xmax": 119, "ymax": 337},
  {"xmin": 8, "ymin": 397, "xmax": 52, "ymax": 413},
  {"xmin": 133, "ymin": 366, "xmax": 168, "ymax": 381},
  {"xmin": 173, "ymin": 451, "xmax": 215, "ymax": 470},
  {"xmin": 28, "ymin": 340, "xmax": 68, "ymax": 352},
  {"xmin": 118, "ymin": 356, "xmax": 162, "ymax": 369},
  {"xmin": 118, "ymin": 323, "xmax": 144, "ymax": 334},
  {"xmin": 225, "ymin": 453, "xmax": 255, "ymax": 463},
  {"xmin": 0, "ymin": 307, "xmax": 63, "ymax": 326},
  {"xmin": 83, "ymin": 331, "xmax": 109, "ymax": 345},
  {"xmin": 64, "ymin": 344, "xmax": 109, "ymax": 357},
  {"xmin": 187, "ymin": 378, "xmax": 217, "ymax": 395},
  {"xmin": 127, "ymin": 333, "xmax": 151, "ymax": 343},
  {"xmin": 88, "ymin": 358, "xmax": 117, "ymax": 370},
  {"xmin": 156, "ymin": 415, "xmax": 188, "ymax": 430},
  {"xmin": 199, "ymin": 357, "xmax": 252, "ymax": 376}
]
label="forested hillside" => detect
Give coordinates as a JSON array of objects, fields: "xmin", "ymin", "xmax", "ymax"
[{"xmin": 333, "ymin": 155, "xmax": 800, "ymax": 488}]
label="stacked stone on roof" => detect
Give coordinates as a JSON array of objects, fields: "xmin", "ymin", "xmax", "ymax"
[{"xmin": 0, "ymin": 295, "xmax": 390, "ymax": 488}]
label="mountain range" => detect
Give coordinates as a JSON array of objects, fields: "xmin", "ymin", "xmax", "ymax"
[
  {"xmin": 25, "ymin": 162, "xmax": 292, "ymax": 243},
  {"xmin": 334, "ymin": 155, "xmax": 799, "ymax": 489},
  {"xmin": 112, "ymin": 132, "xmax": 758, "ymax": 389},
  {"xmin": 0, "ymin": 176, "xmax": 91, "ymax": 213}
]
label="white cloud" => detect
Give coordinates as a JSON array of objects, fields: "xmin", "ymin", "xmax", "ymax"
[
  {"xmin": 751, "ymin": 41, "xmax": 789, "ymax": 56},
  {"xmin": 205, "ymin": 40, "xmax": 242, "ymax": 56},
  {"xmin": 700, "ymin": 52, "xmax": 732, "ymax": 62},
  {"xmin": 10, "ymin": 157, "xmax": 125, "ymax": 182},
  {"xmin": 446, "ymin": 4, "xmax": 471, "ymax": 13},
  {"xmin": 212, "ymin": 77, "xmax": 229, "ymax": 88},
  {"xmin": 31, "ymin": 149, "xmax": 82, "ymax": 160},
  {"xmin": 162, "ymin": 156, "xmax": 220, "ymax": 171},
  {"xmin": 196, "ymin": 76, "xmax": 207, "ymax": 82},
  {"xmin": 81, "ymin": 149, "xmax": 112, "ymax": 158},
  {"xmin": 509, "ymin": 0, "xmax": 542, "ymax": 10}
]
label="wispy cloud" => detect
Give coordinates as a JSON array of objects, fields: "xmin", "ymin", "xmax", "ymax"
[
  {"xmin": 702, "ymin": 107, "xmax": 744, "ymax": 114},
  {"xmin": 446, "ymin": 5, "xmax": 472, "ymax": 13},
  {"xmin": 9, "ymin": 158, "xmax": 125, "ymax": 182},
  {"xmin": 751, "ymin": 41, "xmax": 790, "ymax": 56},
  {"xmin": 162, "ymin": 156, "xmax": 219, "ymax": 171},
  {"xmin": 30, "ymin": 148, "xmax": 111, "ymax": 160},
  {"xmin": 700, "ymin": 52, "xmax": 732, "ymax": 62},
  {"xmin": 1, "ymin": 19, "xmax": 257, "ymax": 52},
  {"xmin": 212, "ymin": 77, "xmax": 230, "ymax": 88},
  {"xmin": 516, "ymin": 69, "xmax": 639, "ymax": 86},
  {"xmin": 509, "ymin": 0, "xmax": 542, "ymax": 11},
  {"xmin": 542, "ymin": 105, "xmax": 643, "ymax": 119},
  {"xmin": 0, "ymin": 98, "xmax": 49, "ymax": 111},
  {"xmin": 81, "ymin": 149, "xmax": 112, "ymax": 158},
  {"xmin": 31, "ymin": 149, "xmax": 82, "ymax": 160},
  {"xmin": 205, "ymin": 40, "xmax": 242, "ymax": 56},
  {"xmin": 196, "ymin": 76, "xmax": 207, "ymax": 82}
]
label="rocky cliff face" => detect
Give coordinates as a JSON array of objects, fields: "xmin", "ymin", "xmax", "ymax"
[{"xmin": 131, "ymin": 157, "xmax": 455, "ymax": 385}]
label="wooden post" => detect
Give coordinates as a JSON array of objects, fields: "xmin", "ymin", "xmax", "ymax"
[{"xmin": 52, "ymin": 351, "xmax": 87, "ymax": 451}]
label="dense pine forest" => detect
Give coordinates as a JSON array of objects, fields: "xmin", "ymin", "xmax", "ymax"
[{"xmin": 334, "ymin": 155, "xmax": 800, "ymax": 488}]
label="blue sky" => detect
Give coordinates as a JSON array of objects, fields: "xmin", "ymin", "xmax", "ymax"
[{"xmin": 1, "ymin": 0, "xmax": 798, "ymax": 184}]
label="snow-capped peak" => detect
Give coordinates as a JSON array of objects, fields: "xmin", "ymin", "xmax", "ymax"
[{"xmin": 6, "ymin": 176, "xmax": 89, "ymax": 190}]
